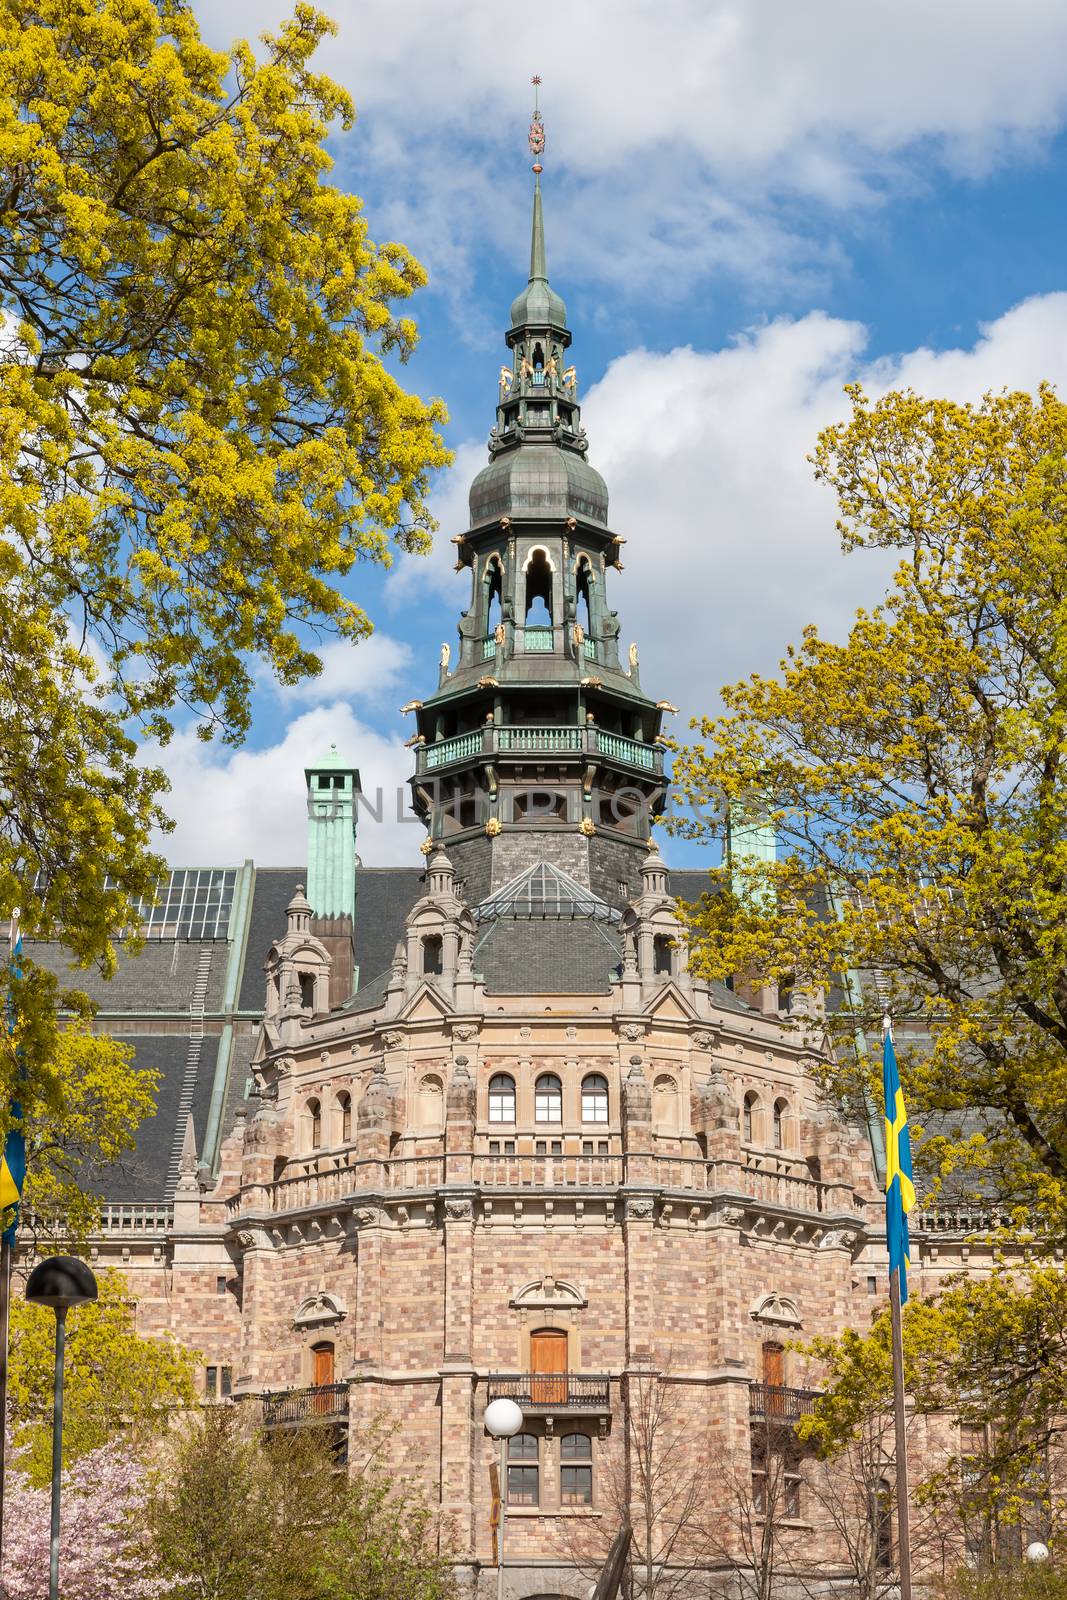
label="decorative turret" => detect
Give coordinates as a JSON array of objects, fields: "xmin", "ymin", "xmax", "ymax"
[
  {"xmin": 407, "ymin": 85, "xmax": 667, "ymax": 912},
  {"xmin": 264, "ymin": 884, "xmax": 332, "ymax": 1034}
]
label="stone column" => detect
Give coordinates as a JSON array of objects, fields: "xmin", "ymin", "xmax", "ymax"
[{"xmin": 440, "ymin": 1193, "xmax": 476, "ymax": 1555}]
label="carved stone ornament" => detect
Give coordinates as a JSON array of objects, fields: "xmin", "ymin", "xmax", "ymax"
[
  {"xmin": 353, "ymin": 1205, "xmax": 384, "ymax": 1228},
  {"xmin": 750, "ymin": 1292, "xmax": 803, "ymax": 1328},
  {"xmin": 444, "ymin": 1197, "xmax": 473, "ymax": 1221},
  {"xmin": 625, "ymin": 1195, "xmax": 655, "ymax": 1221},
  {"xmin": 819, "ymin": 1228, "xmax": 860, "ymax": 1252},
  {"xmin": 621, "ymin": 1023, "xmax": 645, "ymax": 1043},
  {"xmin": 719, "ymin": 1205, "xmax": 746, "ymax": 1227},
  {"xmin": 294, "ymin": 1290, "xmax": 347, "ymax": 1328},
  {"xmin": 236, "ymin": 1230, "xmax": 256, "ymax": 1249},
  {"xmin": 453, "ymin": 1024, "xmax": 478, "ymax": 1043},
  {"xmin": 485, "ymin": 817, "xmax": 503, "ymax": 837},
  {"xmin": 577, "ymin": 817, "xmax": 596, "ymax": 837},
  {"xmin": 381, "ymin": 1031, "xmax": 403, "ymax": 1051},
  {"xmin": 692, "ymin": 1030, "xmax": 717, "ymax": 1051},
  {"xmin": 420, "ymin": 838, "xmax": 435, "ymax": 857},
  {"xmin": 511, "ymin": 1277, "xmax": 587, "ymax": 1311}
]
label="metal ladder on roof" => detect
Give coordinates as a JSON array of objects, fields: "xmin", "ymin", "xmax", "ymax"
[{"xmin": 165, "ymin": 946, "xmax": 214, "ymax": 1195}]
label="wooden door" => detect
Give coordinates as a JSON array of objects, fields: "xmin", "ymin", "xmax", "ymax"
[
  {"xmin": 312, "ymin": 1342, "xmax": 335, "ymax": 1407},
  {"xmin": 530, "ymin": 1329, "xmax": 567, "ymax": 1405},
  {"xmin": 762, "ymin": 1341, "xmax": 785, "ymax": 1414}
]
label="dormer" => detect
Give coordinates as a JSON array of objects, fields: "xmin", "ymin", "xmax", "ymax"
[
  {"xmin": 621, "ymin": 842, "xmax": 691, "ymax": 993},
  {"xmin": 402, "ymin": 850, "xmax": 476, "ymax": 1001}
]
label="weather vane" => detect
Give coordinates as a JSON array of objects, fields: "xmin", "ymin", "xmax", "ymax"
[{"xmin": 529, "ymin": 74, "xmax": 545, "ymax": 174}]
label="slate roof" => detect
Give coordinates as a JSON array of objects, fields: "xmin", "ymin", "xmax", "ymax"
[
  {"xmin": 238, "ymin": 867, "xmax": 305, "ymax": 1012},
  {"xmin": 27, "ymin": 938, "xmax": 229, "ymax": 1015},
  {"xmin": 87, "ymin": 1034, "xmax": 219, "ymax": 1201},
  {"xmin": 352, "ymin": 867, "xmax": 424, "ymax": 990}
]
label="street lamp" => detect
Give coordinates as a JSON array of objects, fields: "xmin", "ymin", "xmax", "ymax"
[
  {"xmin": 1026, "ymin": 1542, "xmax": 1051, "ymax": 1563},
  {"xmin": 483, "ymin": 1397, "xmax": 524, "ymax": 1600},
  {"xmin": 25, "ymin": 1256, "xmax": 98, "ymax": 1600}
]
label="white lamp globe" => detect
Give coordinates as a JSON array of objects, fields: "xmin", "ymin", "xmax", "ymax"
[
  {"xmin": 483, "ymin": 1398, "xmax": 524, "ymax": 1438},
  {"xmin": 1026, "ymin": 1542, "xmax": 1051, "ymax": 1563}
]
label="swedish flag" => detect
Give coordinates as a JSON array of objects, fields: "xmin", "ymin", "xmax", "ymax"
[
  {"xmin": 1, "ymin": 923, "xmax": 26, "ymax": 1243},
  {"xmin": 883, "ymin": 1020, "xmax": 916, "ymax": 1302}
]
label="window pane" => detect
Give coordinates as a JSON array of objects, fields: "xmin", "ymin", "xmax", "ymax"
[
  {"xmin": 561, "ymin": 1434, "xmax": 592, "ymax": 1459},
  {"xmin": 508, "ymin": 1433, "xmax": 538, "ymax": 1460},
  {"xmin": 507, "ymin": 1465, "xmax": 539, "ymax": 1505},
  {"xmin": 535, "ymin": 1074, "xmax": 562, "ymax": 1122},
  {"xmin": 561, "ymin": 1465, "xmax": 592, "ymax": 1505},
  {"xmin": 581, "ymin": 1075, "xmax": 608, "ymax": 1123},
  {"xmin": 784, "ymin": 1476, "xmax": 801, "ymax": 1519},
  {"xmin": 488, "ymin": 1075, "xmax": 515, "ymax": 1123}
]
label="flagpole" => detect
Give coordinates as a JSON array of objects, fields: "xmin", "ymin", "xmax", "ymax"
[{"xmin": 889, "ymin": 1265, "xmax": 912, "ymax": 1600}]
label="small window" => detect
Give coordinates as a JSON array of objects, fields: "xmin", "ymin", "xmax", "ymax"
[
  {"xmin": 784, "ymin": 1473, "xmax": 802, "ymax": 1520},
  {"xmin": 867, "ymin": 1275, "xmax": 878, "ymax": 1294},
  {"xmin": 560, "ymin": 1433, "xmax": 593, "ymax": 1505},
  {"xmin": 598, "ymin": 1140, "xmax": 609, "ymax": 1155},
  {"xmin": 504, "ymin": 1140, "xmax": 516, "ymax": 1155},
  {"xmin": 773, "ymin": 1099, "xmax": 788, "ymax": 1150},
  {"xmin": 205, "ymin": 1364, "xmax": 218, "ymax": 1397},
  {"xmin": 488, "ymin": 1074, "xmax": 516, "ymax": 1123},
  {"xmin": 653, "ymin": 935, "xmax": 673, "ymax": 975},
  {"xmin": 422, "ymin": 934, "xmax": 443, "ymax": 976},
  {"xmin": 535, "ymin": 1073, "xmax": 562, "ymax": 1123},
  {"xmin": 307, "ymin": 1099, "xmax": 322, "ymax": 1149},
  {"xmin": 489, "ymin": 1140, "xmax": 500, "ymax": 1154},
  {"xmin": 743, "ymin": 1092, "xmax": 758, "ymax": 1143},
  {"xmin": 220, "ymin": 1366, "xmax": 232, "ymax": 1398},
  {"xmin": 299, "ymin": 973, "xmax": 315, "ymax": 1010},
  {"xmin": 535, "ymin": 1139, "xmax": 547, "ymax": 1155},
  {"xmin": 550, "ymin": 1140, "xmax": 562, "ymax": 1156},
  {"xmin": 581, "ymin": 1073, "xmax": 609, "ymax": 1124},
  {"xmin": 582, "ymin": 1140, "xmax": 593, "ymax": 1155},
  {"xmin": 216, "ymin": 1276, "xmax": 227, "ymax": 1296},
  {"xmin": 508, "ymin": 1433, "xmax": 539, "ymax": 1505},
  {"xmin": 875, "ymin": 1479, "xmax": 893, "ymax": 1568},
  {"xmin": 338, "ymin": 1092, "xmax": 352, "ymax": 1144}
]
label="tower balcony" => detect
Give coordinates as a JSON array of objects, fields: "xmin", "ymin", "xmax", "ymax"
[
  {"xmin": 416, "ymin": 723, "xmax": 663, "ymax": 777},
  {"xmin": 486, "ymin": 1372, "xmax": 610, "ymax": 1413},
  {"xmin": 748, "ymin": 1382, "xmax": 820, "ymax": 1425}
]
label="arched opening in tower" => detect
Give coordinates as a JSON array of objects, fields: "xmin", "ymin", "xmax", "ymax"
[
  {"xmin": 525, "ymin": 549, "xmax": 553, "ymax": 627},
  {"xmin": 576, "ymin": 560, "xmax": 592, "ymax": 635},
  {"xmin": 485, "ymin": 558, "xmax": 503, "ymax": 635}
]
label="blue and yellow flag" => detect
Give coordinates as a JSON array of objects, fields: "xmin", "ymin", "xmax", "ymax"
[
  {"xmin": 1, "ymin": 922, "xmax": 26, "ymax": 1243},
  {"xmin": 883, "ymin": 1020, "xmax": 916, "ymax": 1302}
]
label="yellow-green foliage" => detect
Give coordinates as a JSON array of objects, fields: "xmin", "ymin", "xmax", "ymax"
[
  {"xmin": 799, "ymin": 1267, "xmax": 1067, "ymax": 1524},
  {"xmin": 671, "ymin": 384, "xmax": 1067, "ymax": 1235},
  {"xmin": 0, "ymin": 0, "xmax": 449, "ymax": 1147},
  {"xmin": 9, "ymin": 1267, "xmax": 197, "ymax": 1484}
]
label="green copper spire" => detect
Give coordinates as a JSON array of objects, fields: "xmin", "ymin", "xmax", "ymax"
[{"xmin": 510, "ymin": 80, "xmax": 567, "ymax": 333}]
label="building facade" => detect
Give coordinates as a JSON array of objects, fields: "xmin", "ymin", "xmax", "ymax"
[{"xmin": 32, "ymin": 164, "xmax": 1003, "ymax": 1597}]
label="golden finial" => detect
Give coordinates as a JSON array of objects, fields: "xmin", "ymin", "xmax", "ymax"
[{"xmin": 529, "ymin": 75, "xmax": 545, "ymax": 175}]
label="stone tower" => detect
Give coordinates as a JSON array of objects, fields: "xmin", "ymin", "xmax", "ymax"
[{"xmin": 408, "ymin": 161, "xmax": 668, "ymax": 909}]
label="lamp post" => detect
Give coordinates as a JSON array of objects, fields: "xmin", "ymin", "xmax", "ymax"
[
  {"xmin": 483, "ymin": 1397, "xmax": 524, "ymax": 1600},
  {"xmin": 1026, "ymin": 1542, "xmax": 1051, "ymax": 1563},
  {"xmin": 25, "ymin": 1256, "xmax": 98, "ymax": 1600}
]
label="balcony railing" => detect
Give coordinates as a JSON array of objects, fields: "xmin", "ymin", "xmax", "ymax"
[
  {"xmin": 523, "ymin": 627, "xmax": 554, "ymax": 652},
  {"xmin": 487, "ymin": 1373, "xmax": 610, "ymax": 1411},
  {"xmin": 749, "ymin": 1383, "xmax": 820, "ymax": 1423},
  {"xmin": 262, "ymin": 1382, "xmax": 349, "ymax": 1426},
  {"xmin": 416, "ymin": 724, "xmax": 663, "ymax": 777}
]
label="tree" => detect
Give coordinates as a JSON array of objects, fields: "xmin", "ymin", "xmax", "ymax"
[
  {"xmin": 1, "ymin": 1438, "xmax": 163, "ymax": 1600},
  {"xmin": 17, "ymin": 1021, "xmax": 160, "ymax": 1242},
  {"xmin": 671, "ymin": 384, "xmax": 1067, "ymax": 1237},
  {"xmin": 145, "ymin": 1406, "xmax": 458, "ymax": 1600},
  {"xmin": 0, "ymin": 0, "xmax": 449, "ymax": 1134},
  {"xmin": 798, "ymin": 1269, "xmax": 1067, "ymax": 1559},
  {"xmin": 8, "ymin": 1265, "xmax": 197, "ymax": 1482}
]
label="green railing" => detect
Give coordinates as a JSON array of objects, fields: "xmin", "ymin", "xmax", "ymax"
[
  {"xmin": 425, "ymin": 730, "xmax": 484, "ymax": 769},
  {"xmin": 583, "ymin": 638, "xmax": 597, "ymax": 661},
  {"xmin": 482, "ymin": 637, "xmax": 497, "ymax": 660},
  {"xmin": 497, "ymin": 726, "xmax": 584, "ymax": 753},
  {"xmin": 523, "ymin": 627, "xmax": 554, "ymax": 652},
  {"xmin": 596, "ymin": 730, "xmax": 657, "ymax": 770}
]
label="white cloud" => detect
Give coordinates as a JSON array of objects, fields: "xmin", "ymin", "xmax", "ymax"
[
  {"xmin": 580, "ymin": 292, "xmax": 1067, "ymax": 726},
  {"xmin": 273, "ymin": 632, "xmax": 414, "ymax": 707},
  {"xmin": 150, "ymin": 704, "xmax": 421, "ymax": 867},
  {"xmin": 198, "ymin": 0, "xmax": 1067, "ymax": 300}
]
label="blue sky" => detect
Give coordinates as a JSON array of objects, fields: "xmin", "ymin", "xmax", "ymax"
[{"xmin": 161, "ymin": 0, "xmax": 1067, "ymax": 869}]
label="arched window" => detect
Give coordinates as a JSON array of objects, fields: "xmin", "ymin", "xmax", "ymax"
[
  {"xmin": 576, "ymin": 559, "xmax": 593, "ymax": 635},
  {"xmin": 653, "ymin": 1074, "xmax": 679, "ymax": 1132},
  {"xmin": 488, "ymin": 1073, "xmax": 516, "ymax": 1124},
  {"xmin": 507, "ymin": 1433, "xmax": 539, "ymax": 1505},
  {"xmin": 422, "ymin": 933, "xmax": 443, "ymax": 975},
  {"xmin": 307, "ymin": 1098, "xmax": 322, "ymax": 1150},
  {"xmin": 773, "ymin": 1098, "xmax": 788, "ymax": 1150},
  {"xmin": 653, "ymin": 935, "xmax": 673, "ymax": 975},
  {"xmin": 581, "ymin": 1074, "xmax": 609, "ymax": 1124},
  {"xmin": 299, "ymin": 972, "xmax": 315, "ymax": 1010},
  {"xmin": 416, "ymin": 1074, "xmax": 444, "ymax": 1134},
  {"xmin": 524, "ymin": 548, "xmax": 553, "ymax": 626},
  {"xmin": 485, "ymin": 557, "xmax": 502, "ymax": 635},
  {"xmin": 743, "ymin": 1092, "xmax": 759, "ymax": 1143},
  {"xmin": 560, "ymin": 1433, "xmax": 593, "ymax": 1505},
  {"xmin": 874, "ymin": 1479, "xmax": 893, "ymax": 1568},
  {"xmin": 535, "ymin": 1073, "xmax": 562, "ymax": 1123},
  {"xmin": 338, "ymin": 1092, "xmax": 352, "ymax": 1144}
]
